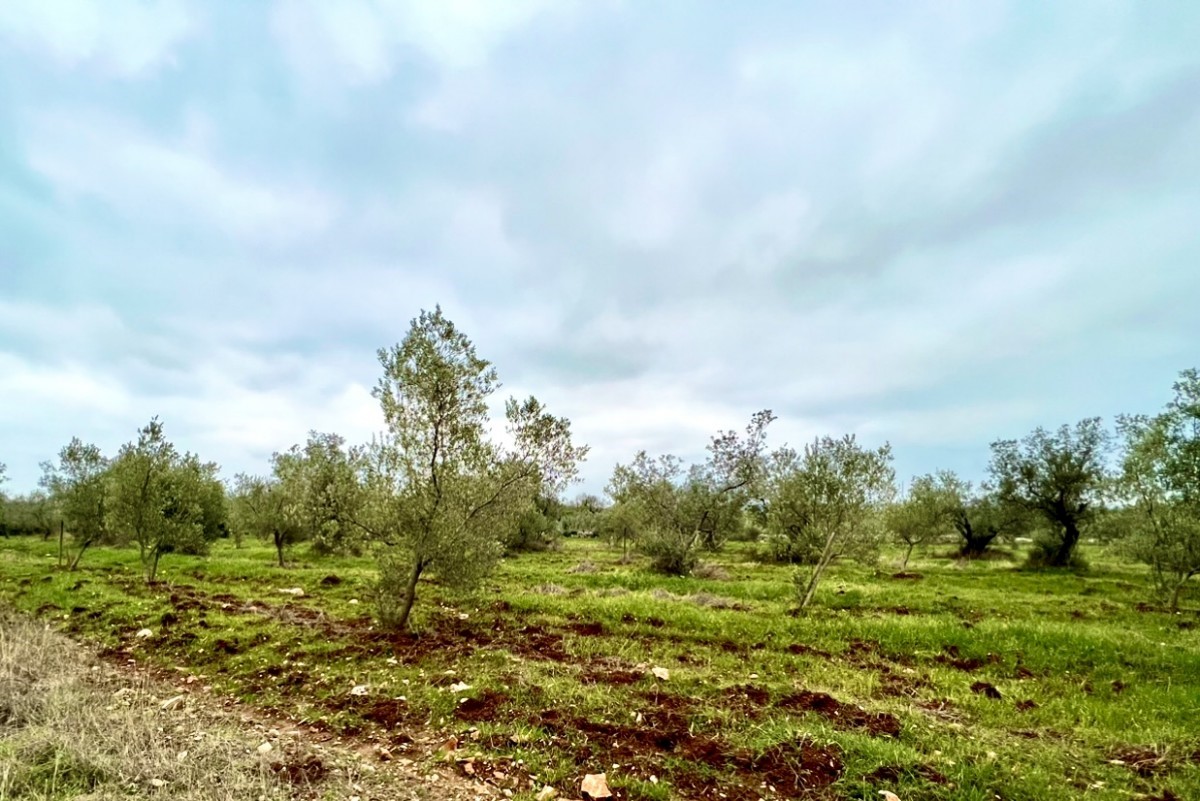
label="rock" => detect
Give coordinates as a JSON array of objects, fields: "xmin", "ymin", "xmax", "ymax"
[
  {"xmin": 257, "ymin": 742, "xmax": 273, "ymax": 755},
  {"xmin": 536, "ymin": 785, "xmax": 558, "ymax": 801},
  {"xmin": 581, "ymin": 772, "xmax": 612, "ymax": 800},
  {"xmin": 350, "ymin": 684, "xmax": 369, "ymax": 696},
  {"xmin": 149, "ymin": 778, "xmax": 166, "ymax": 788},
  {"xmin": 879, "ymin": 792, "xmax": 901, "ymax": 801},
  {"xmin": 651, "ymin": 666, "xmax": 670, "ymax": 681},
  {"xmin": 278, "ymin": 587, "xmax": 305, "ymax": 597},
  {"xmin": 159, "ymin": 695, "xmax": 185, "ymax": 710},
  {"xmin": 449, "ymin": 681, "xmax": 472, "ymax": 693},
  {"xmin": 135, "ymin": 628, "xmax": 154, "ymax": 639},
  {"xmin": 348, "ymin": 598, "xmax": 360, "ymax": 605}
]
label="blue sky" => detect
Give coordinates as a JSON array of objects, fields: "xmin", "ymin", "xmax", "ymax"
[{"xmin": 1, "ymin": 1, "xmax": 1198, "ymax": 497}]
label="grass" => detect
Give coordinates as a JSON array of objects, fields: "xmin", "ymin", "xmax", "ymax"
[
  {"xmin": 0, "ymin": 604, "xmax": 398, "ymax": 801},
  {"xmin": 0, "ymin": 535, "xmax": 1197, "ymax": 801}
]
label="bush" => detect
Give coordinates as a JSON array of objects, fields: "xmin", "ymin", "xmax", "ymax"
[
  {"xmin": 373, "ymin": 554, "xmax": 412, "ymax": 629},
  {"xmin": 504, "ymin": 508, "xmax": 559, "ymax": 554},
  {"xmin": 640, "ymin": 527, "xmax": 701, "ymax": 576},
  {"xmin": 1025, "ymin": 530, "xmax": 1089, "ymax": 570},
  {"xmin": 758, "ymin": 529, "xmax": 822, "ymax": 565}
]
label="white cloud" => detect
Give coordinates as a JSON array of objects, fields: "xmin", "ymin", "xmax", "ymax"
[
  {"xmin": 271, "ymin": 0, "xmax": 562, "ymax": 86},
  {"xmin": 0, "ymin": 0, "xmax": 195, "ymax": 77},
  {"xmin": 24, "ymin": 109, "xmax": 337, "ymax": 245}
]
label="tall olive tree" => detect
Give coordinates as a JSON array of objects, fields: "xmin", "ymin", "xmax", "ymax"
[
  {"xmin": 1117, "ymin": 369, "xmax": 1200, "ymax": 610},
  {"xmin": 108, "ymin": 419, "xmax": 214, "ymax": 582},
  {"xmin": 989, "ymin": 418, "xmax": 1110, "ymax": 567},
  {"xmin": 765, "ymin": 435, "xmax": 895, "ymax": 609},
  {"xmin": 40, "ymin": 439, "xmax": 110, "ymax": 569},
  {"xmin": 362, "ymin": 307, "xmax": 588, "ymax": 630}
]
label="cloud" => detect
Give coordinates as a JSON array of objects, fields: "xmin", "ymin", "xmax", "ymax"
[
  {"xmin": 2, "ymin": 2, "xmax": 1199, "ymax": 498},
  {"xmin": 0, "ymin": 0, "xmax": 195, "ymax": 77},
  {"xmin": 271, "ymin": 0, "xmax": 563, "ymax": 87},
  {"xmin": 23, "ymin": 109, "xmax": 337, "ymax": 246}
]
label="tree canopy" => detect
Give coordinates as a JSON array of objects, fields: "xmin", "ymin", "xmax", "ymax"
[
  {"xmin": 361, "ymin": 307, "xmax": 588, "ymax": 629},
  {"xmin": 989, "ymin": 418, "xmax": 1109, "ymax": 567}
]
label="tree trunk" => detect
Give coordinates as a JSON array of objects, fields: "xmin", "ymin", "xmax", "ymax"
[
  {"xmin": 148, "ymin": 550, "xmax": 161, "ymax": 583},
  {"xmin": 901, "ymin": 542, "xmax": 915, "ymax": 569},
  {"xmin": 68, "ymin": 538, "xmax": 92, "ymax": 571},
  {"xmin": 58, "ymin": 521, "xmax": 65, "ymax": 569},
  {"xmin": 1169, "ymin": 572, "xmax": 1195, "ymax": 613},
  {"xmin": 395, "ymin": 561, "xmax": 424, "ymax": 631},
  {"xmin": 799, "ymin": 530, "xmax": 839, "ymax": 609},
  {"xmin": 1052, "ymin": 519, "xmax": 1081, "ymax": 567},
  {"xmin": 274, "ymin": 530, "xmax": 286, "ymax": 568}
]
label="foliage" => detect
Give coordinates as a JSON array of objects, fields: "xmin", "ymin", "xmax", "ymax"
[
  {"xmin": 0, "ymin": 490, "xmax": 56, "ymax": 538},
  {"xmin": 273, "ymin": 432, "xmax": 365, "ymax": 556},
  {"xmin": 886, "ymin": 473, "xmax": 957, "ymax": 567},
  {"xmin": 990, "ymin": 418, "xmax": 1110, "ymax": 568},
  {"xmin": 362, "ymin": 307, "xmax": 588, "ymax": 629},
  {"xmin": 107, "ymin": 418, "xmax": 218, "ymax": 582},
  {"xmin": 504, "ymin": 494, "xmax": 564, "ymax": 554},
  {"xmin": 607, "ymin": 411, "xmax": 775, "ymax": 575},
  {"xmin": 229, "ymin": 473, "xmax": 301, "ymax": 566},
  {"xmin": 764, "ymin": 434, "xmax": 895, "ymax": 608},
  {"xmin": 1116, "ymin": 369, "xmax": 1200, "ymax": 610},
  {"xmin": 39, "ymin": 438, "xmax": 110, "ymax": 569}
]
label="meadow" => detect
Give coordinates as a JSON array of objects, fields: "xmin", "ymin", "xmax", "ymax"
[{"xmin": 0, "ymin": 536, "xmax": 1196, "ymax": 801}]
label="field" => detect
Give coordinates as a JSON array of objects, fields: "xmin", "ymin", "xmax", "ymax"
[{"xmin": 1, "ymin": 536, "xmax": 1197, "ymax": 801}]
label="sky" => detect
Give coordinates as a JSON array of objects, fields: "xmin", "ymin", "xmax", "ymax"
[{"xmin": 1, "ymin": 1, "xmax": 1198, "ymax": 498}]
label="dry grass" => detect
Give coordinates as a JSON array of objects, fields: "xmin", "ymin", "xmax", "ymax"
[{"xmin": 0, "ymin": 611, "xmax": 369, "ymax": 801}]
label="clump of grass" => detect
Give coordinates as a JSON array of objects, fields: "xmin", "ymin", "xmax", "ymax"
[
  {"xmin": 693, "ymin": 562, "xmax": 731, "ymax": 581},
  {"xmin": 689, "ymin": 592, "xmax": 748, "ymax": 611},
  {"xmin": 534, "ymin": 583, "xmax": 570, "ymax": 595},
  {"xmin": 566, "ymin": 560, "xmax": 598, "ymax": 574}
]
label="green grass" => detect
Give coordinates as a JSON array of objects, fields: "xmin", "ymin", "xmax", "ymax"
[{"xmin": 1, "ymin": 535, "xmax": 1197, "ymax": 801}]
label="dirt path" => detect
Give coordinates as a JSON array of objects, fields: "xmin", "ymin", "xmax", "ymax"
[{"xmin": 0, "ymin": 608, "xmax": 490, "ymax": 801}]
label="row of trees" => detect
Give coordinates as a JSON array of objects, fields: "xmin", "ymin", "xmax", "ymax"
[
  {"xmin": 589, "ymin": 372, "xmax": 1200, "ymax": 611},
  {"xmin": 2, "ymin": 307, "xmax": 1197, "ymax": 621},
  {"xmin": 1, "ymin": 308, "xmax": 586, "ymax": 631},
  {"xmin": 30, "ymin": 422, "xmax": 226, "ymax": 579}
]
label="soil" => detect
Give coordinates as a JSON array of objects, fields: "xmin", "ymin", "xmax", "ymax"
[
  {"xmin": 529, "ymin": 703, "xmax": 843, "ymax": 801},
  {"xmin": 270, "ymin": 754, "xmax": 330, "ymax": 784},
  {"xmin": 891, "ymin": 571, "xmax": 924, "ymax": 580},
  {"xmin": 778, "ymin": 690, "xmax": 902, "ymax": 737},
  {"xmin": 970, "ymin": 681, "xmax": 1002, "ymax": 700},
  {"xmin": 454, "ymin": 690, "xmax": 509, "ymax": 723},
  {"xmin": 1107, "ymin": 745, "xmax": 1167, "ymax": 776}
]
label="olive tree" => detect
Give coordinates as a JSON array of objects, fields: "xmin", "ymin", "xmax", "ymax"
[
  {"xmin": 230, "ymin": 473, "xmax": 301, "ymax": 566},
  {"xmin": 362, "ymin": 307, "xmax": 587, "ymax": 630},
  {"xmin": 886, "ymin": 473, "xmax": 957, "ymax": 568},
  {"xmin": 39, "ymin": 439, "xmax": 109, "ymax": 570},
  {"xmin": 607, "ymin": 411, "xmax": 775, "ymax": 575},
  {"xmin": 1117, "ymin": 369, "xmax": 1200, "ymax": 610},
  {"xmin": 275, "ymin": 432, "xmax": 364, "ymax": 555},
  {"xmin": 765, "ymin": 435, "xmax": 895, "ymax": 609},
  {"xmin": 989, "ymin": 418, "xmax": 1110, "ymax": 567},
  {"xmin": 108, "ymin": 419, "xmax": 215, "ymax": 582}
]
